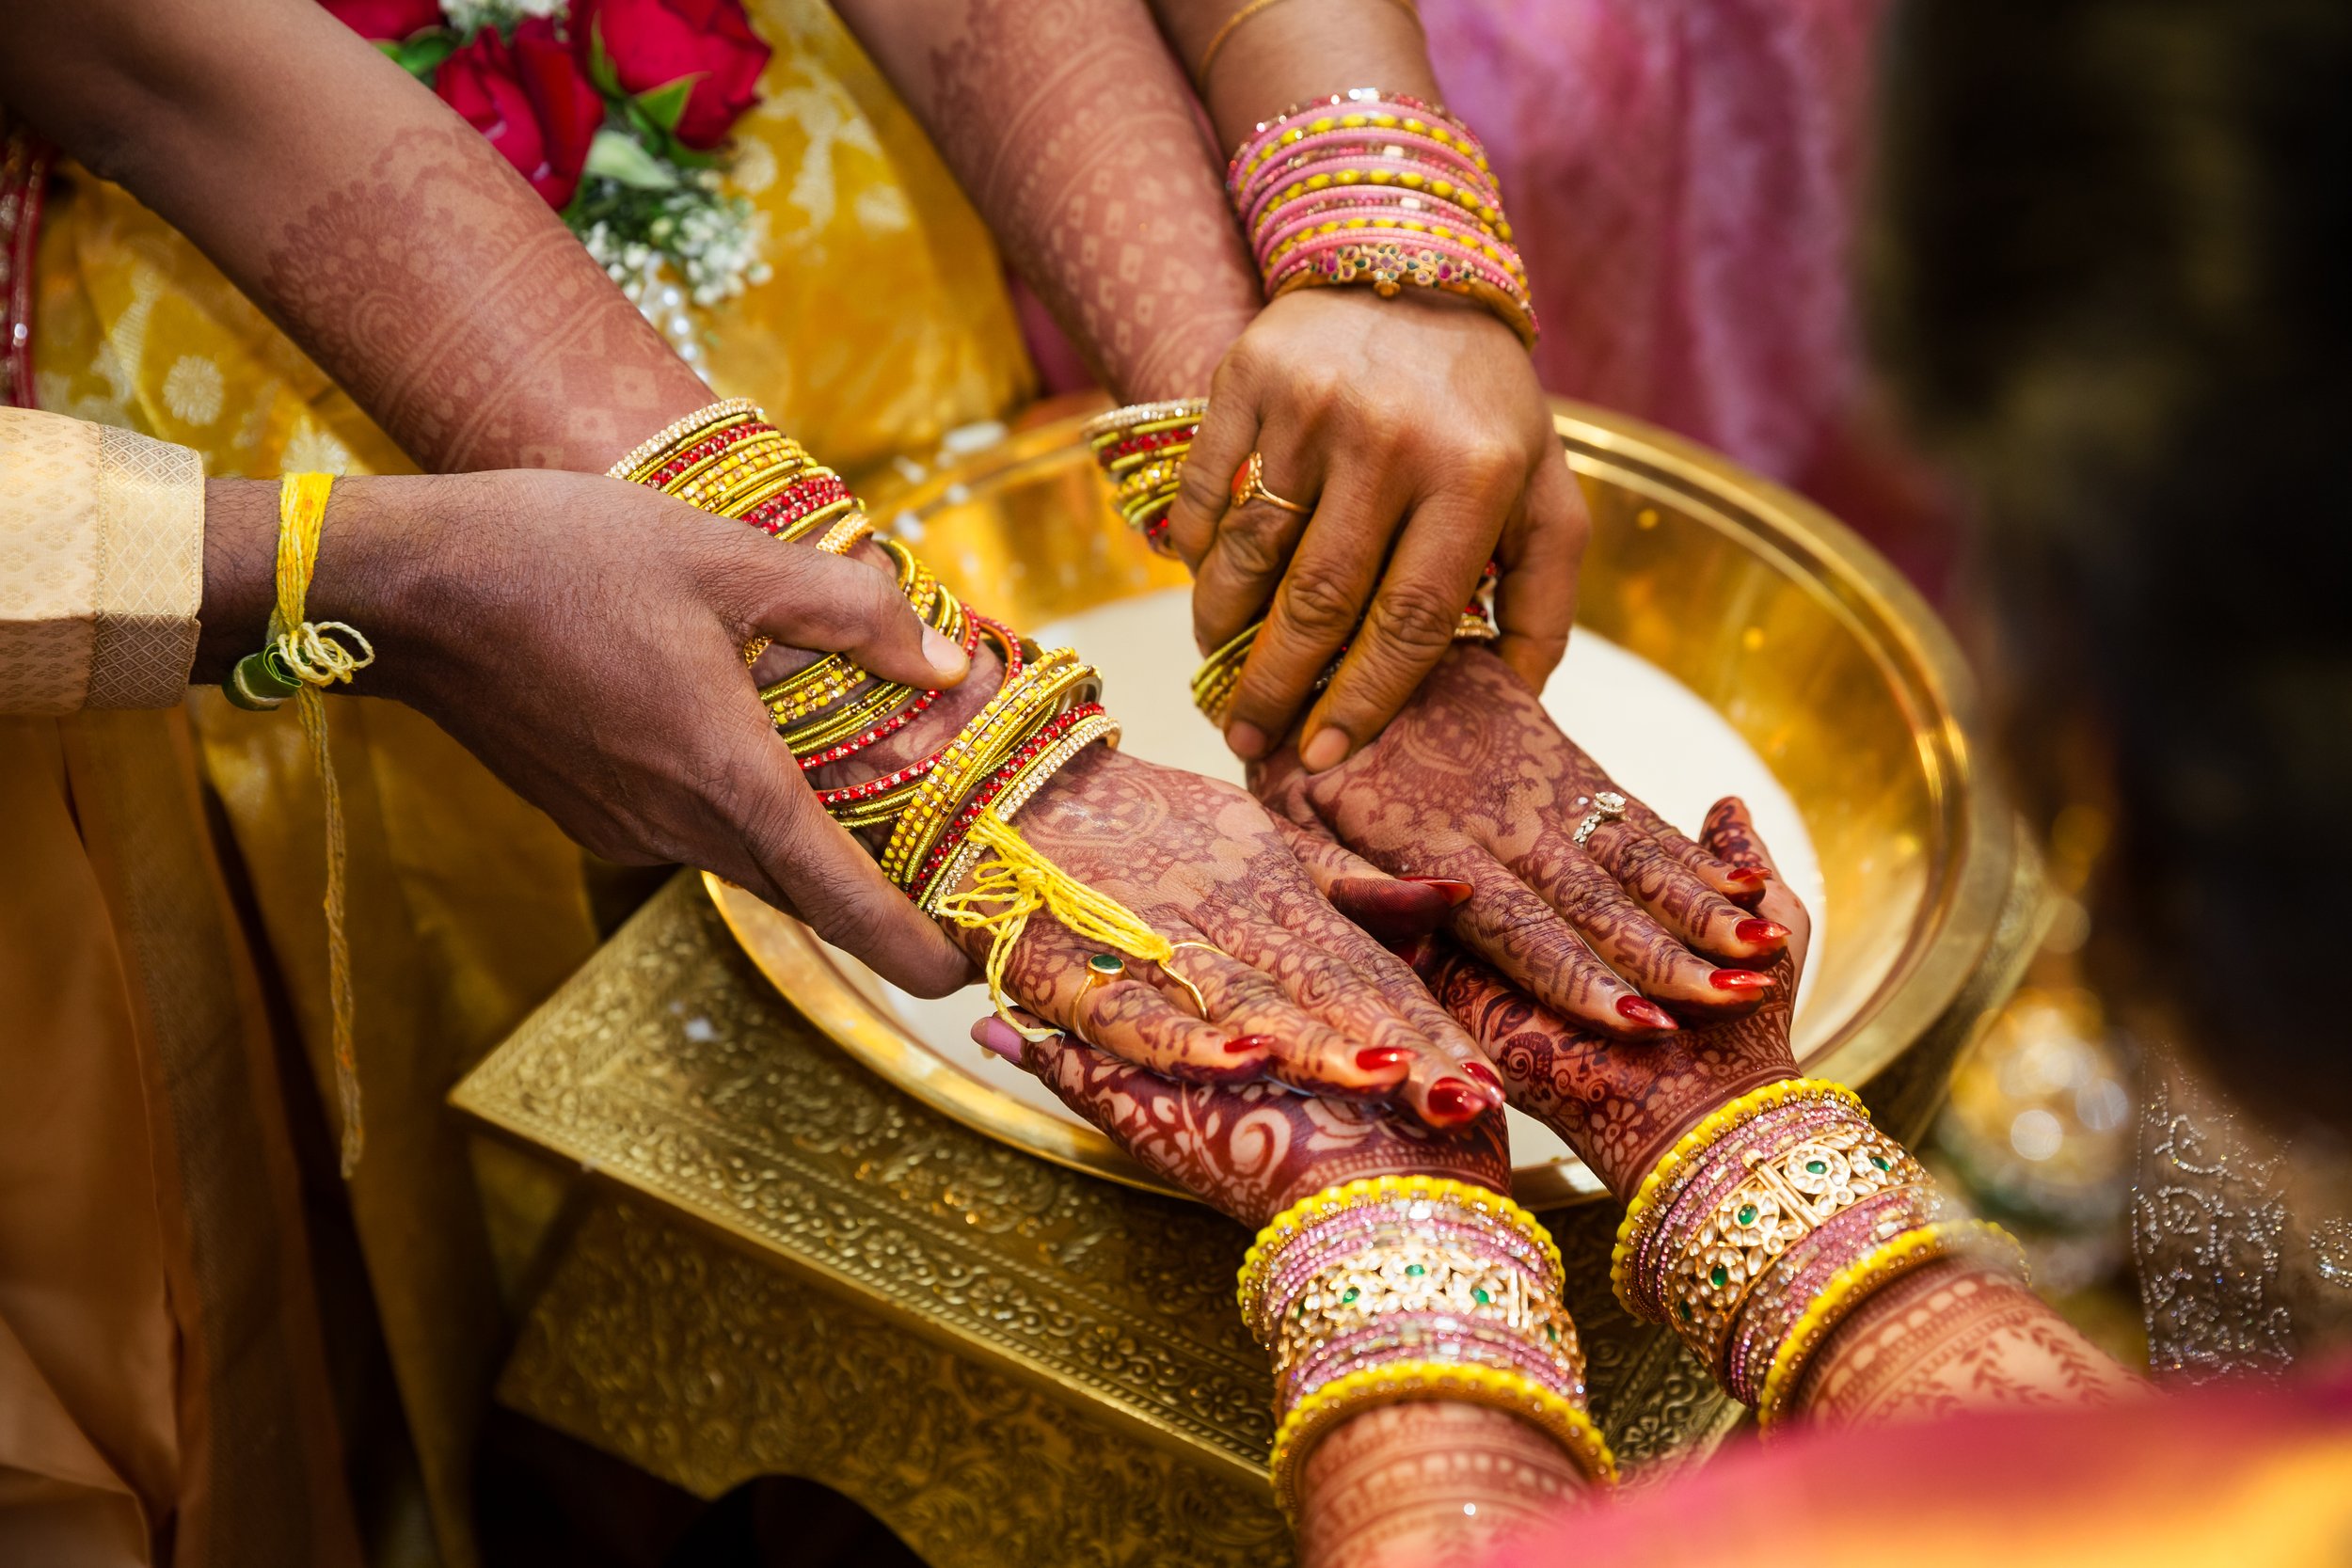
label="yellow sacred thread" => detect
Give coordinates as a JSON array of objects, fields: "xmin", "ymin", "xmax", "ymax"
[
  {"xmin": 271, "ymin": 473, "xmax": 376, "ymax": 1176},
  {"xmin": 931, "ymin": 814, "xmax": 1206, "ymax": 1037}
]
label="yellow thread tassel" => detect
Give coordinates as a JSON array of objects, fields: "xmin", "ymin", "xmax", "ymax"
[
  {"xmin": 932, "ymin": 814, "xmax": 1201, "ymax": 1037},
  {"xmin": 271, "ymin": 474, "xmax": 373, "ymax": 1176}
]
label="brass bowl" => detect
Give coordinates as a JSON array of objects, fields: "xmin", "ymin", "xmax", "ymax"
[{"xmin": 710, "ymin": 399, "xmax": 2033, "ymax": 1206}]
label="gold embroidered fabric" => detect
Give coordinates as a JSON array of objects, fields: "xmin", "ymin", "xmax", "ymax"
[{"xmin": 0, "ymin": 406, "xmax": 201, "ymax": 714}]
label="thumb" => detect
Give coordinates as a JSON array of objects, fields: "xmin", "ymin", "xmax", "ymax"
[{"xmin": 740, "ymin": 542, "xmax": 972, "ymax": 692}]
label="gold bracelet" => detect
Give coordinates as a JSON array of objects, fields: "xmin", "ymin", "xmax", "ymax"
[
  {"xmin": 1610, "ymin": 1078, "xmax": 1867, "ymax": 1318},
  {"xmin": 1239, "ymin": 1174, "xmax": 1561, "ymax": 1326},
  {"xmin": 878, "ymin": 653, "xmax": 1092, "ymax": 881},
  {"xmin": 605, "ymin": 398, "xmax": 762, "ymax": 482},
  {"xmin": 915, "ymin": 710, "xmax": 1121, "ymax": 911},
  {"xmin": 1197, "ymin": 0, "xmax": 1422, "ymax": 82}
]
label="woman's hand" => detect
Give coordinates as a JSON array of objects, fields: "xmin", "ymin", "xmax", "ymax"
[
  {"xmin": 1256, "ymin": 647, "xmax": 1790, "ymax": 1039},
  {"xmin": 959, "ymin": 748, "xmax": 1505, "ymax": 1131},
  {"xmin": 975, "ymin": 1006, "xmax": 1508, "ymax": 1227},
  {"xmin": 1418, "ymin": 798, "xmax": 1810, "ymax": 1196},
  {"xmin": 1166, "ymin": 290, "xmax": 1586, "ymax": 767},
  {"xmin": 246, "ymin": 470, "xmax": 978, "ymax": 995}
]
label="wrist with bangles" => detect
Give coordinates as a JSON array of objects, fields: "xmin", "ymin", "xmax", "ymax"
[
  {"xmin": 1239, "ymin": 1174, "xmax": 1614, "ymax": 1518},
  {"xmin": 615, "ymin": 400, "xmax": 1184, "ymax": 1034},
  {"xmin": 1611, "ymin": 1076, "xmax": 2031, "ymax": 1429}
]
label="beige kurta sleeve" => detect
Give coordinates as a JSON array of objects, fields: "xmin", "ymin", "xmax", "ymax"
[{"xmin": 0, "ymin": 408, "xmax": 203, "ymax": 713}]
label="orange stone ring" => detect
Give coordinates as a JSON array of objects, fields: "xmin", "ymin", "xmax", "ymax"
[{"xmin": 1230, "ymin": 451, "xmax": 1311, "ymax": 515}]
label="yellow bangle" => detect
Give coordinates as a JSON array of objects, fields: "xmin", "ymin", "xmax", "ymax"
[
  {"xmin": 1238, "ymin": 1174, "xmax": 1561, "ymax": 1325},
  {"xmin": 1266, "ymin": 1359, "xmax": 1613, "ymax": 1521},
  {"xmin": 1753, "ymin": 1219, "xmax": 2029, "ymax": 1432},
  {"xmin": 879, "ymin": 653, "xmax": 1093, "ymax": 882},
  {"xmin": 1610, "ymin": 1077, "xmax": 1867, "ymax": 1319}
]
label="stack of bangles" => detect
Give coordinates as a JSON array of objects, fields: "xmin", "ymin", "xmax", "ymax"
[
  {"xmin": 613, "ymin": 401, "xmax": 1169, "ymax": 1027},
  {"xmin": 1239, "ymin": 1176, "xmax": 1614, "ymax": 1518},
  {"xmin": 1612, "ymin": 1077, "xmax": 2031, "ymax": 1428},
  {"xmin": 1232, "ymin": 89, "xmax": 1537, "ymax": 347}
]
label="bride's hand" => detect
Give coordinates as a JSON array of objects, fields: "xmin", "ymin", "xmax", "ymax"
[
  {"xmin": 1255, "ymin": 646, "xmax": 1791, "ymax": 1040},
  {"xmin": 1417, "ymin": 797, "xmax": 1811, "ymax": 1196},
  {"xmin": 955, "ymin": 747, "xmax": 1505, "ymax": 1131},
  {"xmin": 1165, "ymin": 289, "xmax": 1584, "ymax": 762},
  {"xmin": 973, "ymin": 1006, "xmax": 1508, "ymax": 1227}
]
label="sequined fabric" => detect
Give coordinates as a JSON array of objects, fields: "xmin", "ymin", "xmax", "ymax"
[{"xmin": 2133, "ymin": 1053, "xmax": 2352, "ymax": 1384}]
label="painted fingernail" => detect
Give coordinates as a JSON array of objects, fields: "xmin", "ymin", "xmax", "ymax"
[
  {"xmin": 1301, "ymin": 726, "xmax": 1351, "ymax": 771},
  {"xmin": 1425, "ymin": 1078, "xmax": 1484, "ymax": 1124},
  {"xmin": 1227, "ymin": 1034, "xmax": 1277, "ymax": 1055},
  {"xmin": 1726, "ymin": 867, "xmax": 1768, "ymax": 886},
  {"xmin": 1736, "ymin": 918, "xmax": 1789, "ymax": 946},
  {"xmin": 1709, "ymin": 969, "xmax": 1771, "ymax": 992},
  {"xmin": 1402, "ymin": 876, "xmax": 1476, "ymax": 907},
  {"xmin": 971, "ymin": 1017, "xmax": 1028, "ymax": 1063},
  {"xmin": 1616, "ymin": 995, "xmax": 1678, "ymax": 1032},
  {"xmin": 1357, "ymin": 1046, "xmax": 1413, "ymax": 1072},
  {"xmin": 922, "ymin": 625, "xmax": 971, "ymax": 680},
  {"xmin": 1459, "ymin": 1059, "xmax": 1502, "ymax": 1091},
  {"xmin": 1226, "ymin": 721, "xmax": 1269, "ymax": 760}
]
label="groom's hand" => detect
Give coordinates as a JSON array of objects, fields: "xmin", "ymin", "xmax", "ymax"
[{"xmin": 201, "ymin": 469, "xmax": 978, "ymax": 995}]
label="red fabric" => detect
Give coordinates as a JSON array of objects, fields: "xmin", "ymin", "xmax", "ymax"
[
  {"xmin": 572, "ymin": 0, "xmax": 770, "ymax": 150},
  {"xmin": 1486, "ymin": 1364, "xmax": 2352, "ymax": 1566}
]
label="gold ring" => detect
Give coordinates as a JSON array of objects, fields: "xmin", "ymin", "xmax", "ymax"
[
  {"xmin": 742, "ymin": 636, "xmax": 773, "ymax": 668},
  {"xmin": 1572, "ymin": 790, "xmax": 1627, "ymax": 847},
  {"xmin": 1230, "ymin": 451, "xmax": 1310, "ymax": 515},
  {"xmin": 1079, "ymin": 952, "xmax": 1127, "ymax": 1001}
]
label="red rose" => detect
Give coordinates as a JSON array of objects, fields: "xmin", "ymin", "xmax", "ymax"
[
  {"xmin": 573, "ymin": 0, "xmax": 770, "ymax": 150},
  {"xmin": 319, "ymin": 0, "xmax": 443, "ymax": 41},
  {"xmin": 437, "ymin": 19, "xmax": 606, "ymax": 210}
]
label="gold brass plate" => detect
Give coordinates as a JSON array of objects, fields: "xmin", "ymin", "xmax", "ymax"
[{"xmin": 710, "ymin": 399, "xmax": 2025, "ymax": 1206}]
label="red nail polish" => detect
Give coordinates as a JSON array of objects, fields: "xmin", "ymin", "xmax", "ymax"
[
  {"xmin": 1726, "ymin": 867, "xmax": 1767, "ymax": 886},
  {"xmin": 1736, "ymin": 918, "xmax": 1789, "ymax": 946},
  {"xmin": 1459, "ymin": 1059, "xmax": 1502, "ymax": 1090},
  {"xmin": 1356, "ymin": 1046, "xmax": 1412, "ymax": 1072},
  {"xmin": 1709, "ymin": 969, "xmax": 1770, "ymax": 991},
  {"xmin": 1226, "ymin": 1034, "xmax": 1276, "ymax": 1055},
  {"xmin": 1425, "ymin": 1078, "xmax": 1483, "ymax": 1123},
  {"xmin": 1402, "ymin": 876, "xmax": 1476, "ymax": 907},
  {"xmin": 1616, "ymin": 995, "xmax": 1677, "ymax": 1031}
]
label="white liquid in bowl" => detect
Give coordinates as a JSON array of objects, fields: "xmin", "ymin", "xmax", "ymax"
[{"xmin": 878, "ymin": 589, "xmax": 1824, "ymax": 1177}]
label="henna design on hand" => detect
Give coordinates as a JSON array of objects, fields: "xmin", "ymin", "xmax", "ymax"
[
  {"xmin": 971, "ymin": 745, "xmax": 1502, "ymax": 1128},
  {"xmin": 988, "ymin": 1013, "xmax": 1507, "ymax": 1227},
  {"xmin": 1254, "ymin": 648, "xmax": 1783, "ymax": 1038},
  {"xmin": 1797, "ymin": 1260, "xmax": 2140, "ymax": 1425},
  {"xmin": 1419, "ymin": 795, "xmax": 1809, "ymax": 1196},
  {"xmin": 262, "ymin": 124, "xmax": 702, "ymax": 473}
]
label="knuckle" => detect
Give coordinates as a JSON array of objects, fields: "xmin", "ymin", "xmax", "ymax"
[
  {"xmin": 1216, "ymin": 504, "xmax": 1297, "ymax": 581},
  {"xmin": 1278, "ymin": 562, "xmax": 1362, "ymax": 640},
  {"xmin": 1459, "ymin": 437, "xmax": 1523, "ymax": 487},
  {"xmin": 1361, "ymin": 578, "xmax": 1464, "ymax": 658}
]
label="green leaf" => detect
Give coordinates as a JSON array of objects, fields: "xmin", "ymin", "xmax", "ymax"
[
  {"xmin": 635, "ymin": 77, "xmax": 698, "ymax": 134},
  {"xmin": 583, "ymin": 129, "xmax": 678, "ymax": 191},
  {"xmin": 376, "ymin": 30, "xmax": 458, "ymax": 82},
  {"xmin": 586, "ymin": 23, "xmax": 623, "ymax": 98}
]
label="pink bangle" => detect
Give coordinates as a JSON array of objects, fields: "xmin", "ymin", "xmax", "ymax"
[{"xmin": 1259, "ymin": 205, "xmax": 1524, "ymax": 283}]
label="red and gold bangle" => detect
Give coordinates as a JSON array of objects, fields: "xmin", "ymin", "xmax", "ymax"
[
  {"xmin": 913, "ymin": 705, "xmax": 1120, "ymax": 911},
  {"xmin": 605, "ymin": 398, "xmax": 763, "ymax": 483},
  {"xmin": 877, "ymin": 653, "xmax": 1095, "ymax": 881}
]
